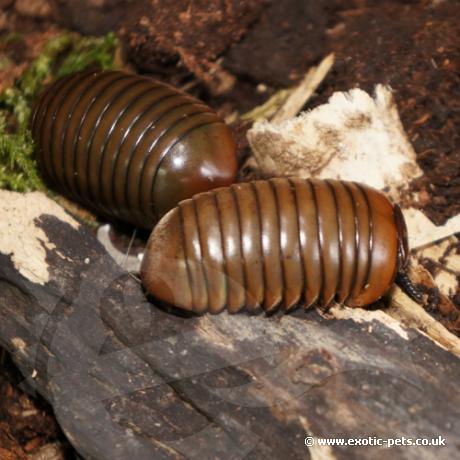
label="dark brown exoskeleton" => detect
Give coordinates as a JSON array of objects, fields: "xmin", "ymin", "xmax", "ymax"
[
  {"xmin": 141, "ymin": 178, "xmax": 420, "ymax": 313},
  {"xmin": 31, "ymin": 70, "xmax": 238, "ymax": 228}
]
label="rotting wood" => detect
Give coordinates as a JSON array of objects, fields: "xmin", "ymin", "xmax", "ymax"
[{"xmin": 0, "ymin": 190, "xmax": 459, "ymax": 460}]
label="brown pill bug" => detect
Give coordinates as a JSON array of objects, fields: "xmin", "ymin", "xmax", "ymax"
[
  {"xmin": 30, "ymin": 70, "xmax": 237, "ymax": 228},
  {"xmin": 141, "ymin": 178, "xmax": 415, "ymax": 313}
]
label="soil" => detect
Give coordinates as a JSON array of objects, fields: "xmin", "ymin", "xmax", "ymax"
[
  {"xmin": 0, "ymin": 352, "xmax": 74, "ymax": 459},
  {"xmin": 121, "ymin": 0, "xmax": 268, "ymax": 94},
  {"xmin": 315, "ymin": 1, "xmax": 460, "ymax": 226},
  {"xmin": 1, "ymin": 0, "xmax": 459, "ymax": 458}
]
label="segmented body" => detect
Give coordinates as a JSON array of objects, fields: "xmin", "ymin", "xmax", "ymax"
[
  {"xmin": 141, "ymin": 178, "xmax": 408, "ymax": 313},
  {"xmin": 31, "ymin": 70, "xmax": 237, "ymax": 228}
]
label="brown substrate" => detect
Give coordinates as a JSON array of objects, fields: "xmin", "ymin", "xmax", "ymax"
[{"xmin": 0, "ymin": 352, "xmax": 72, "ymax": 459}]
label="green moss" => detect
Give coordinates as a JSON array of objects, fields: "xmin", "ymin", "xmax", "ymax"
[
  {"xmin": 0, "ymin": 114, "xmax": 43, "ymax": 192},
  {"xmin": 0, "ymin": 31, "xmax": 121, "ymax": 193},
  {"xmin": 57, "ymin": 32, "xmax": 119, "ymax": 77},
  {"xmin": 18, "ymin": 34, "xmax": 74, "ymax": 101}
]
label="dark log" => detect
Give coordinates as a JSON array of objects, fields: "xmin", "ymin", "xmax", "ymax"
[{"xmin": 0, "ymin": 191, "xmax": 459, "ymax": 459}]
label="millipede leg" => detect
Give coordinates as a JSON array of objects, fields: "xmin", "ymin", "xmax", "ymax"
[{"xmin": 395, "ymin": 271, "xmax": 424, "ymax": 304}]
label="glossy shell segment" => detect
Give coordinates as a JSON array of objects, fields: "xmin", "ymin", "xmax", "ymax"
[
  {"xmin": 141, "ymin": 178, "xmax": 403, "ymax": 313},
  {"xmin": 31, "ymin": 70, "xmax": 237, "ymax": 228}
]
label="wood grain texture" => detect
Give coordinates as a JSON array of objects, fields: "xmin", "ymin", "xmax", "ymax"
[{"xmin": 0, "ymin": 191, "xmax": 459, "ymax": 460}]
